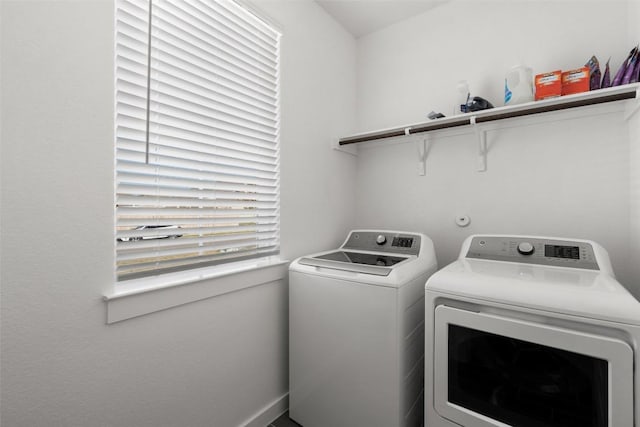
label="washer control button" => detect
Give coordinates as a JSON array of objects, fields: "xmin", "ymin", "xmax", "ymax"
[
  {"xmin": 517, "ymin": 242, "xmax": 535, "ymax": 255},
  {"xmin": 376, "ymin": 234, "xmax": 387, "ymax": 245}
]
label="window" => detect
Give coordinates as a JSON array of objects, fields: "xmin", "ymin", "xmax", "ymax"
[{"xmin": 115, "ymin": 0, "xmax": 280, "ymax": 281}]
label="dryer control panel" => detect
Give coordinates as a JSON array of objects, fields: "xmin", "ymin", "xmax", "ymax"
[
  {"xmin": 342, "ymin": 231, "xmax": 421, "ymax": 256},
  {"xmin": 466, "ymin": 236, "xmax": 600, "ymax": 270}
]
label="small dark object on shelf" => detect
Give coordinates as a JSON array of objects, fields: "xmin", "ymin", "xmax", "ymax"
[
  {"xmin": 428, "ymin": 111, "xmax": 446, "ymax": 119},
  {"xmin": 467, "ymin": 96, "xmax": 494, "ymax": 112},
  {"xmin": 586, "ymin": 55, "xmax": 601, "ymax": 90}
]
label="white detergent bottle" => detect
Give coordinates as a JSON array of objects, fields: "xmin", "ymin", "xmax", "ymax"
[
  {"xmin": 455, "ymin": 80, "xmax": 470, "ymax": 115},
  {"xmin": 504, "ymin": 65, "xmax": 534, "ymax": 105}
]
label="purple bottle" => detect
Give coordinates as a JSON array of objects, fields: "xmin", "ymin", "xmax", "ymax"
[
  {"xmin": 622, "ymin": 47, "xmax": 639, "ymax": 85},
  {"xmin": 601, "ymin": 58, "xmax": 611, "ymax": 88},
  {"xmin": 612, "ymin": 47, "xmax": 637, "ymax": 86}
]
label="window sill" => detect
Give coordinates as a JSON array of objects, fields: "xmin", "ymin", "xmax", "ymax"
[{"xmin": 103, "ymin": 257, "xmax": 290, "ymax": 324}]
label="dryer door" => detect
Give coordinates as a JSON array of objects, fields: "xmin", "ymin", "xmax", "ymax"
[{"xmin": 433, "ymin": 305, "xmax": 634, "ymax": 427}]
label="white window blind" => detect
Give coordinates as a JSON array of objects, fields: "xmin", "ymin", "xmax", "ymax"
[{"xmin": 115, "ymin": 0, "xmax": 281, "ymax": 281}]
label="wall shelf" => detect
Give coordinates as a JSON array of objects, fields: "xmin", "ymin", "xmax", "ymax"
[
  {"xmin": 339, "ymin": 83, "xmax": 640, "ymax": 145},
  {"xmin": 337, "ymin": 83, "xmax": 640, "ymax": 172}
]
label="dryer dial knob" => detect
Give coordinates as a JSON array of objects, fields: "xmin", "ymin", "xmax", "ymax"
[
  {"xmin": 517, "ymin": 242, "xmax": 535, "ymax": 255},
  {"xmin": 376, "ymin": 234, "xmax": 387, "ymax": 245}
]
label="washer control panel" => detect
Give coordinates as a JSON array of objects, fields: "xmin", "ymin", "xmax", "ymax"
[
  {"xmin": 466, "ymin": 236, "xmax": 599, "ymax": 270},
  {"xmin": 342, "ymin": 231, "xmax": 421, "ymax": 255}
]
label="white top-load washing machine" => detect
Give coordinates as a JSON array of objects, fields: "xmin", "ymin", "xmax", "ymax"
[
  {"xmin": 289, "ymin": 230, "xmax": 438, "ymax": 427},
  {"xmin": 425, "ymin": 235, "xmax": 640, "ymax": 427}
]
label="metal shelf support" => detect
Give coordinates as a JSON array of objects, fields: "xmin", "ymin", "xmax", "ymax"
[
  {"xmin": 471, "ymin": 116, "xmax": 488, "ymax": 172},
  {"xmin": 624, "ymin": 86, "xmax": 640, "ymax": 121},
  {"xmin": 416, "ymin": 135, "xmax": 430, "ymax": 176}
]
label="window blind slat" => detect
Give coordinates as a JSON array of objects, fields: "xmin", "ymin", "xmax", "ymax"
[
  {"xmin": 117, "ymin": 0, "xmax": 148, "ymax": 19},
  {"xmin": 149, "ymin": 53, "xmax": 278, "ymax": 113},
  {"xmin": 128, "ymin": 148, "xmax": 278, "ymax": 175},
  {"xmin": 116, "ymin": 151, "xmax": 278, "ymax": 181},
  {"xmin": 117, "ymin": 211, "xmax": 277, "ymax": 225},
  {"xmin": 194, "ymin": 0, "xmax": 278, "ymax": 51},
  {"xmin": 118, "ymin": 238, "xmax": 279, "ymax": 263},
  {"xmin": 117, "ymin": 172, "xmax": 277, "ymax": 194},
  {"xmin": 149, "ymin": 88, "xmax": 277, "ymax": 134},
  {"xmin": 153, "ymin": 72, "xmax": 278, "ymax": 124},
  {"xmin": 117, "ymin": 247, "xmax": 279, "ymax": 280},
  {"xmin": 117, "ymin": 235, "xmax": 279, "ymax": 261},
  {"xmin": 149, "ymin": 99, "xmax": 277, "ymax": 140},
  {"xmin": 117, "ymin": 7, "xmax": 147, "ymax": 29},
  {"xmin": 120, "ymin": 127, "xmax": 278, "ymax": 158},
  {"xmin": 154, "ymin": 3, "xmax": 277, "ymax": 78},
  {"xmin": 116, "ymin": 0, "xmax": 280, "ymax": 280},
  {"xmin": 117, "ymin": 54, "xmax": 150, "ymax": 78},
  {"xmin": 158, "ymin": 64, "xmax": 277, "ymax": 118},
  {"xmin": 151, "ymin": 25, "xmax": 276, "ymax": 84},
  {"xmin": 116, "ymin": 159, "xmax": 277, "ymax": 185},
  {"xmin": 150, "ymin": 37, "xmax": 277, "ymax": 97},
  {"xmin": 118, "ymin": 146, "xmax": 276, "ymax": 170},
  {"xmin": 116, "ymin": 38, "xmax": 148, "ymax": 64},
  {"xmin": 117, "ymin": 225, "xmax": 277, "ymax": 244},
  {"xmin": 117, "ymin": 247, "xmax": 281, "ymax": 269},
  {"xmin": 117, "ymin": 194, "xmax": 278, "ymax": 210},
  {"xmin": 118, "ymin": 138, "xmax": 277, "ymax": 169},
  {"xmin": 117, "ymin": 184, "xmax": 278, "ymax": 204},
  {"xmin": 116, "ymin": 76, "xmax": 148, "ymax": 99},
  {"xmin": 117, "ymin": 213, "xmax": 277, "ymax": 228},
  {"xmin": 117, "ymin": 121, "xmax": 278, "ymax": 153},
  {"xmin": 147, "ymin": 120, "xmax": 277, "ymax": 150}
]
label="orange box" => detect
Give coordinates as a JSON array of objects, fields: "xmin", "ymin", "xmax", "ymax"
[
  {"xmin": 561, "ymin": 67, "xmax": 590, "ymax": 95},
  {"xmin": 535, "ymin": 70, "xmax": 562, "ymax": 100}
]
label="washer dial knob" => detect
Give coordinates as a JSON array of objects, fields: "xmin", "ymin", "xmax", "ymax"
[
  {"xmin": 376, "ymin": 234, "xmax": 387, "ymax": 245},
  {"xmin": 517, "ymin": 242, "xmax": 535, "ymax": 255}
]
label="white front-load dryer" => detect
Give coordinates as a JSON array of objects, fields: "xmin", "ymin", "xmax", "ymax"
[
  {"xmin": 289, "ymin": 230, "xmax": 438, "ymax": 427},
  {"xmin": 425, "ymin": 235, "xmax": 640, "ymax": 427}
]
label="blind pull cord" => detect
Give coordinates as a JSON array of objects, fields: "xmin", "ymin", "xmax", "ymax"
[{"xmin": 144, "ymin": 0, "xmax": 153, "ymax": 165}]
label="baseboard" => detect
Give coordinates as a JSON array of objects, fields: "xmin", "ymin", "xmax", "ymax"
[{"xmin": 239, "ymin": 393, "xmax": 289, "ymax": 427}]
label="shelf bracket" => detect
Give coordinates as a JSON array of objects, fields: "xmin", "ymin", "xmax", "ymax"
[
  {"xmin": 624, "ymin": 86, "xmax": 640, "ymax": 121},
  {"xmin": 471, "ymin": 116, "xmax": 487, "ymax": 172},
  {"xmin": 331, "ymin": 137, "xmax": 357, "ymax": 156},
  {"xmin": 416, "ymin": 135, "xmax": 430, "ymax": 176}
]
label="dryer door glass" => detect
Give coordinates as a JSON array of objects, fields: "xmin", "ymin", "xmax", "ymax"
[
  {"xmin": 433, "ymin": 306, "xmax": 634, "ymax": 427},
  {"xmin": 448, "ymin": 324, "xmax": 607, "ymax": 427}
]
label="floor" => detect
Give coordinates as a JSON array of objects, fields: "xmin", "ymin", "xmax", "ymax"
[{"xmin": 268, "ymin": 411, "xmax": 301, "ymax": 427}]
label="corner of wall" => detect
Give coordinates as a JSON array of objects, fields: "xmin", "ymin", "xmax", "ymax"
[
  {"xmin": 628, "ymin": 96, "xmax": 640, "ymax": 299},
  {"xmin": 239, "ymin": 393, "xmax": 289, "ymax": 427}
]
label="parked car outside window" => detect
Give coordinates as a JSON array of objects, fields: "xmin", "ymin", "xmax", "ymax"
[{"xmin": 117, "ymin": 225, "xmax": 182, "ymax": 242}]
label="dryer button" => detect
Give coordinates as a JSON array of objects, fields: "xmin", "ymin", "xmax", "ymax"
[{"xmin": 517, "ymin": 242, "xmax": 535, "ymax": 255}]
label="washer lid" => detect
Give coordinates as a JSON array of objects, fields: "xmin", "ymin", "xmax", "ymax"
[{"xmin": 298, "ymin": 251, "xmax": 409, "ymax": 276}]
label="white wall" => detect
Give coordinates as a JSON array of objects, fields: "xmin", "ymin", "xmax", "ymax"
[
  {"xmin": 0, "ymin": 1, "xmax": 356, "ymax": 426},
  {"xmin": 355, "ymin": 0, "xmax": 639, "ymax": 297},
  {"xmin": 629, "ymin": 0, "xmax": 640, "ymax": 296},
  {"xmin": 256, "ymin": 1, "xmax": 358, "ymax": 258}
]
